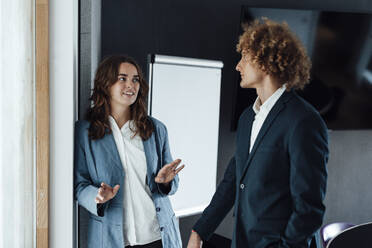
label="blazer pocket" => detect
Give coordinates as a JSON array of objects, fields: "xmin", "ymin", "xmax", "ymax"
[
  {"xmin": 88, "ymin": 218, "xmax": 103, "ymax": 248},
  {"xmin": 105, "ymin": 223, "xmax": 123, "ymax": 247}
]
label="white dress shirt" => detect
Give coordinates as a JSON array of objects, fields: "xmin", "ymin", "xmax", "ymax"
[
  {"xmin": 109, "ymin": 116, "xmax": 161, "ymax": 246},
  {"xmin": 250, "ymin": 85, "xmax": 286, "ymax": 152}
]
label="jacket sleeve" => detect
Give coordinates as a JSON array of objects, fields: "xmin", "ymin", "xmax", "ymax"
[
  {"xmin": 281, "ymin": 114, "xmax": 329, "ymax": 247},
  {"xmin": 74, "ymin": 123, "xmax": 108, "ymax": 217},
  {"xmin": 156, "ymin": 124, "xmax": 179, "ymax": 196},
  {"xmin": 192, "ymin": 157, "xmax": 236, "ymax": 241}
]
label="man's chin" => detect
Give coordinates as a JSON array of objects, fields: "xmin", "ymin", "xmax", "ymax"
[{"xmin": 240, "ymin": 81, "xmax": 252, "ymax": 89}]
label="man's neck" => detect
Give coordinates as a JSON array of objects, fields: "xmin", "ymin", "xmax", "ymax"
[{"xmin": 255, "ymin": 77, "xmax": 281, "ymax": 104}]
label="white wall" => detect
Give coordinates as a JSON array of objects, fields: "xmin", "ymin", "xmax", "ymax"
[
  {"xmin": 49, "ymin": 0, "xmax": 77, "ymax": 247},
  {"xmin": 0, "ymin": 1, "xmax": 35, "ymax": 247}
]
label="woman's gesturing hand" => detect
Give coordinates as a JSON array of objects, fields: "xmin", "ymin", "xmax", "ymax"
[
  {"xmin": 155, "ymin": 159, "xmax": 185, "ymax": 185},
  {"xmin": 95, "ymin": 182, "xmax": 120, "ymax": 204}
]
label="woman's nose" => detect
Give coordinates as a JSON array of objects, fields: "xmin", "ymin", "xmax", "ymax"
[{"xmin": 125, "ymin": 81, "xmax": 134, "ymax": 88}]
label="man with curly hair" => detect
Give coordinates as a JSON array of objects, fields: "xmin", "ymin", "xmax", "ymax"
[{"xmin": 187, "ymin": 18, "xmax": 329, "ymax": 248}]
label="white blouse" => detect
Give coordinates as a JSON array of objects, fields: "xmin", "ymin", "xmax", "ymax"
[{"xmin": 109, "ymin": 116, "xmax": 161, "ymax": 246}]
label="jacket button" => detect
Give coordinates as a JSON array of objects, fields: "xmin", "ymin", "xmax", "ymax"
[
  {"xmin": 156, "ymin": 207, "xmax": 161, "ymax": 212},
  {"xmin": 240, "ymin": 184, "xmax": 245, "ymax": 189},
  {"xmin": 160, "ymin": 227, "xmax": 164, "ymax": 231}
]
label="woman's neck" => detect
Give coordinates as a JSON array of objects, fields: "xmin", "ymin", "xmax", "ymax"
[{"xmin": 110, "ymin": 104, "xmax": 131, "ymax": 129}]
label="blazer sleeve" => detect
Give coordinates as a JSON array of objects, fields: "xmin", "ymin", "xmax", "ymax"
[
  {"xmin": 74, "ymin": 123, "xmax": 108, "ymax": 217},
  {"xmin": 281, "ymin": 113, "xmax": 329, "ymax": 247},
  {"xmin": 192, "ymin": 157, "xmax": 236, "ymax": 241},
  {"xmin": 156, "ymin": 124, "xmax": 179, "ymax": 196}
]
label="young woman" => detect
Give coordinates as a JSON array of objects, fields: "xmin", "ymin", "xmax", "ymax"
[{"xmin": 74, "ymin": 55, "xmax": 184, "ymax": 248}]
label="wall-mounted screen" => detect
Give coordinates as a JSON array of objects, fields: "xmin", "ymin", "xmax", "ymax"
[{"xmin": 232, "ymin": 7, "xmax": 372, "ymax": 130}]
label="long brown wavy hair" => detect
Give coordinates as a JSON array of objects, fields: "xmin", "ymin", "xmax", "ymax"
[{"xmin": 86, "ymin": 55, "xmax": 154, "ymax": 140}]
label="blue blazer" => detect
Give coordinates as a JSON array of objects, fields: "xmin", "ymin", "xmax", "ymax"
[
  {"xmin": 194, "ymin": 90, "xmax": 329, "ymax": 248},
  {"xmin": 74, "ymin": 117, "xmax": 182, "ymax": 248}
]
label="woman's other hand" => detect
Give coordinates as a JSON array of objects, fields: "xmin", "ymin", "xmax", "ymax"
[
  {"xmin": 155, "ymin": 159, "xmax": 185, "ymax": 185},
  {"xmin": 95, "ymin": 182, "xmax": 120, "ymax": 204}
]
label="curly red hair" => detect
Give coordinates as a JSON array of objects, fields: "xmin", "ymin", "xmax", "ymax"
[{"xmin": 237, "ymin": 18, "xmax": 311, "ymax": 90}]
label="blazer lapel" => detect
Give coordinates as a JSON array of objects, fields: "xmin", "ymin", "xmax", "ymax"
[
  {"xmin": 143, "ymin": 133, "xmax": 158, "ymax": 171},
  {"xmin": 99, "ymin": 132, "xmax": 124, "ymax": 173},
  {"xmin": 239, "ymin": 90, "xmax": 294, "ymax": 182},
  {"xmin": 143, "ymin": 133, "xmax": 159, "ymax": 192},
  {"xmin": 237, "ymin": 108, "xmax": 254, "ymax": 168}
]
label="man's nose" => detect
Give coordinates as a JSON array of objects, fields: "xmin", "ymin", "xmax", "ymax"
[{"xmin": 235, "ymin": 62, "xmax": 240, "ymax": 71}]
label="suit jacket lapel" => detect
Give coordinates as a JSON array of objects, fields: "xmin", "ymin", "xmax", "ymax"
[
  {"xmin": 238, "ymin": 108, "xmax": 254, "ymax": 166},
  {"xmin": 143, "ymin": 133, "xmax": 157, "ymax": 172},
  {"xmin": 143, "ymin": 132, "xmax": 159, "ymax": 192},
  {"xmin": 99, "ymin": 132, "xmax": 124, "ymax": 173},
  {"xmin": 239, "ymin": 90, "xmax": 294, "ymax": 182}
]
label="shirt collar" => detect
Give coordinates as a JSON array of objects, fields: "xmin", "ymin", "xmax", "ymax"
[
  {"xmin": 252, "ymin": 84, "xmax": 287, "ymax": 115},
  {"xmin": 108, "ymin": 115, "xmax": 134, "ymax": 135}
]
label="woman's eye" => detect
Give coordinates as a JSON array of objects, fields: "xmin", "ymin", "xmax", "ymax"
[
  {"xmin": 133, "ymin": 78, "xmax": 139, "ymax": 83},
  {"xmin": 119, "ymin": 77, "xmax": 126, "ymax": 81}
]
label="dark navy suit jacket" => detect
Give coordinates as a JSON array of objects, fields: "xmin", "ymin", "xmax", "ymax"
[{"xmin": 194, "ymin": 90, "xmax": 329, "ymax": 248}]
